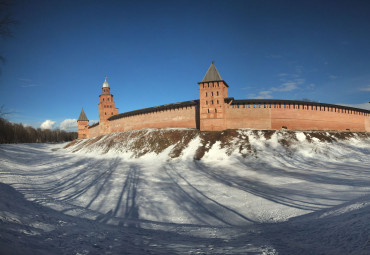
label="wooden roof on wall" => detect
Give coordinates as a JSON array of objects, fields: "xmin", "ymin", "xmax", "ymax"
[
  {"xmin": 225, "ymin": 98, "xmax": 370, "ymax": 113},
  {"xmin": 108, "ymin": 100, "xmax": 199, "ymax": 121}
]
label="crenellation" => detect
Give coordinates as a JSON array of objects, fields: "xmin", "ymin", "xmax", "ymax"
[{"xmin": 77, "ymin": 63, "xmax": 369, "ymax": 138}]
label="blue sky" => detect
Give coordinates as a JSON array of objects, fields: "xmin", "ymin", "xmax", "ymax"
[{"xmin": 1, "ymin": 0, "xmax": 369, "ymax": 131}]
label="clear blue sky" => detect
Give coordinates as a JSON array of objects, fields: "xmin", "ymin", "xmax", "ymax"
[{"xmin": 1, "ymin": 0, "xmax": 370, "ymax": 131}]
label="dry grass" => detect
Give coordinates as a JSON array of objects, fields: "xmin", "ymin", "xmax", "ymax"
[{"xmin": 68, "ymin": 129, "xmax": 369, "ymax": 159}]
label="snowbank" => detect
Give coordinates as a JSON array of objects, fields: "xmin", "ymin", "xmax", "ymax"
[{"xmin": 0, "ymin": 129, "xmax": 369, "ymax": 254}]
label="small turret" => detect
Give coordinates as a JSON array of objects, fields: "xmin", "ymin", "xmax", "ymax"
[{"xmin": 77, "ymin": 108, "xmax": 89, "ymax": 139}]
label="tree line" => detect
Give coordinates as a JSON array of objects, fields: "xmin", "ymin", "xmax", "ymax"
[{"xmin": 0, "ymin": 117, "xmax": 77, "ymax": 144}]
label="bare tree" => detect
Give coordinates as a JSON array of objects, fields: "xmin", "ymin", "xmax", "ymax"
[{"xmin": 0, "ymin": 0, "xmax": 17, "ymax": 74}]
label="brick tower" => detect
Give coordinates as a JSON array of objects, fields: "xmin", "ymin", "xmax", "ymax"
[
  {"xmin": 77, "ymin": 108, "xmax": 89, "ymax": 139},
  {"xmin": 198, "ymin": 62, "xmax": 229, "ymax": 131},
  {"xmin": 98, "ymin": 76, "xmax": 119, "ymax": 133}
]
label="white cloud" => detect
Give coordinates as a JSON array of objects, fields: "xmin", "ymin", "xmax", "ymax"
[
  {"xmin": 278, "ymin": 73, "xmax": 289, "ymax": 77},
  {"xmin": 21, "ymin": 84, "xmax": 39, "ymax": 88},
  {"xmin": 274, "ymin": 82, "xmax": 298, "ymax": 92},
  {"xmin": 339, "ymin": 103, "xmax": 370, "ymax": 111},
  {"xmin": 249, "ymin": 72, "xmax": 305, "ymax": 99},
  {"xmin": 306, "ymin": 83, "xmax": 315, "ymax": 89},
  {"xmin": 40, "ymin": 120, "xmax": 56, "ymax": 130},
  {"xmin": 59, "ymin": 119, "xmax": 78, "ymax": 131},
  {"xmin": 359, "ymin": 85, "xmax": 370, "ymax": 92}
]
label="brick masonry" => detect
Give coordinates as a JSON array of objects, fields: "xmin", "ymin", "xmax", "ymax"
[{"xmin": 78, "ymin": 65, "xmax": 370, "ymax": 138}]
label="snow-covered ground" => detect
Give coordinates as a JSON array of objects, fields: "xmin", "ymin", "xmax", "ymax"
[{"xmin": 0, "ymin": 129, "xmax": 369, "ymax": 254}]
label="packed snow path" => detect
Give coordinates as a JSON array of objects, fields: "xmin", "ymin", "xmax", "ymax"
[{"xmin": 1, "ymin": 130, "xmax": 370, "ymax": 254}]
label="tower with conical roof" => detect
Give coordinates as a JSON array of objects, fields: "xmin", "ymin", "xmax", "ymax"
[
  {"xmin": 77, "ymin": 108, "xmax": 89, "ymax": 139},
  {"xmin": 198, "ymin": 61, "xmax": 229, "ymax": 131},
  {"xmin": 98, "ymin": 76, "xmax": 119, "ymax": 133}
]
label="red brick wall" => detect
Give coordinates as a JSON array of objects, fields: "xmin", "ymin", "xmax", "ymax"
[
  {"xmin": 271, "ymin": 105, "xmax": 367, "ymax": 131},
  {"xmin": 222, "ymin": 102, "xmax": 369, "ymax": 131},
  {"xmin": 109, "ymin": 106, "xmax": 197, "ymax": 133},
  {"xmin": 88, "ymin": 125, "xmax": 100, "ymax": 137},
  {"xmin": 77, "ymin": 120, "xmax": 89, "ymax": 139},
  {"xmin": 225, "ymin": 104, "xmax": 271, "ymax": 129},
  {"xmin": 366, "ymin": 116, "xmax": 370, "ymax": 132}
]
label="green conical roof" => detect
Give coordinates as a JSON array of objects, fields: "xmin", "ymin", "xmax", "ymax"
[
  {"xmin": 202, "ymin": 62, "xmax": 222, "ymax": 82},
  {"xmin": 78, "ymin": 108, "xmax": 88, "ymax": 121}
]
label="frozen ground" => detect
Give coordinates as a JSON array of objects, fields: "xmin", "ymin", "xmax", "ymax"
[{"xmin": 0, "ymin": 129, "xmax": 369, "ymax": 254}]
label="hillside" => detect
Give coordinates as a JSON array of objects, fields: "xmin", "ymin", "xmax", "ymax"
[
  {"xmin": 1, "ymin": 128, "xmax": 369, "ymax": 254},
  {"xmin": 66, "ymin": 128, "xmax": 369, "ymax": 161}
]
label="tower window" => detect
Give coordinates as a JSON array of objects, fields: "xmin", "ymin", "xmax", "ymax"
[
  {"xmin": 215, "ymin": 109, "xmax": 217, "ymax": 113},
  {"xmin": 211, "ymin": 92, "xmax": 213, "ymax": 96},
  {"xmin": 105, "ymin": 112, "xmax": 106, "ymax": 115},
  {"xmin": 103, "ymin": 98, "xmax": 105, "ymax": 102},
  {"xmin": 217, "ymin": 91, "xmax": 219, "ymax": 96},
  {"xmin": 208, "ymin": 109, "xmax": 210, "ymax": 113},
  {"xmin": 211, "ymin": 100, "xmax": 214, "ymax": 105},
  {"xmin": 217, "ymin": 100, "xmax": 219, "ymax": 104},
  {"xmin": 206, "ymin": 92, "xmax": 208, "ymax": 97},
  {"xmin": 206, "ymin": 101, "xmax": 208, "ymax": 105}
]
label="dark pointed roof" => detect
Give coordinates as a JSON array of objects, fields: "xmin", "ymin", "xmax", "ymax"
[
  {"xmin": 202, "ymin": 62, "xmax": 222, "ymax": 82},
  {"xmin": 78, "ymin": 108, "xmax": 88, "ymax": 121}
]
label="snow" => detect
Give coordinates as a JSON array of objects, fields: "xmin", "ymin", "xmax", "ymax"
[{"xmin": 0, "ymin": 130, "xmax": 370, "ymax": 254}]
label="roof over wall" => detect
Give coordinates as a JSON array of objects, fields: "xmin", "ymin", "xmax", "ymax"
[
  {"xmin": 225, "ymin": 98, "xmax": 370, "ymax": 113},
  {"xmin": 78, "ymin": 108, "xmax": 88, "ymax": 121},
  {"xmin": 88, "ymin": 122, "xmax": 99, "ymax": 129},
  {"xmin": 108, "ymin": 100, "xmax": 199, "ymax": 121}
]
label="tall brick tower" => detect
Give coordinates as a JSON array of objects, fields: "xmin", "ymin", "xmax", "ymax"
[
  {"xmin": 77, "ymin": 108, "xmax": 89, "ymax": 139},
  {"xmin": 98, "ymin": 76, "xmax": 119, "ymax": 133},
  {"xmin": 198, "ymin": 62, "xmax": 229, "ymax": 131}
]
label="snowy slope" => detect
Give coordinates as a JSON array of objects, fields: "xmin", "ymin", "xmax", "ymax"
[{"xmin": 0, "ymin": 129, "xmax": 369, "ymax": 254}]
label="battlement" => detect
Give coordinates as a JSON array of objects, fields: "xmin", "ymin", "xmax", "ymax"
[{"xmin": 78, "ymin": 63, "xmax": 370, "ymax": 139}]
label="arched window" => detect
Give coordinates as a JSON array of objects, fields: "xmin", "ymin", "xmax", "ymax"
[
  {"xmin": 105, "ymin": 112, "xmax": 106, "ymax": 115},
  {"xmin": 215, "ymin": 109, "xmax": 217, "ymax": 113},
  {"xmin": 108, "ymin": 98, "xmax": 110, "ymax": 101},
  {"xmin": 211, "ymin": 100, "xmax": 214, "ymax": 105},
  {"xmin": 206, "ymin": 92, "xmax": 208, "ymax": 97},
  {"xmin": 208, "ymin": 109, "xmax": 210, "ymax": 113},
  {"xmin": 103, "ymin": 98, "xmax": 105, "ymax": 102},
  {"xmin": 206, "ymin": 101, "xmax": 208, "ymax": 105},
  {"xmin": 217, "ymin": 91, "xmax": 219, "ymax": 96},
  {"xmin": 211, "ymin": 92, "xmax": 213, "ymax": 96},
  {"xmin": 217, "ymin": 100, "xmax": 219, "ymax": 104}
]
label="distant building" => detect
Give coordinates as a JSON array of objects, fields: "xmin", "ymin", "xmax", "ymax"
[{"xmin": 78, "ymin": 63, "xmax": 370, "ymax": 138}]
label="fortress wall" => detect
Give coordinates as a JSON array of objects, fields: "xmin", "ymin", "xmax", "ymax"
[
  {"xmin": 224, "ymin": 105, "xmax": 272, "ymax": 129},
  {"xmin": 223, "ymin": 102, "xmax": 369, "ymax": 131},
  {"xmin": 270, "ymin": 104, "xmax": 368, "ymax": 131},
  {"xmin": 109, "ymin": 106, "xmax": 197, "ymax": 133},
  {"xmin": 366, "ymin": 115, "xmax": 370, "ymax": 132},
  {"xmin": 88, "ymin": 125, "xmax": 100, "ymax": 137}
]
